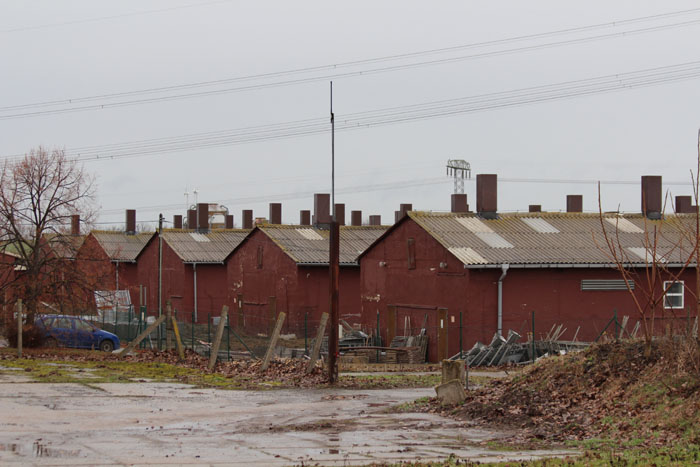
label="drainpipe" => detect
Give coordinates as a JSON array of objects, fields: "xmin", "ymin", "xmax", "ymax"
[
  {"xmin": 193, "ymin": 263, "xmax": 198, "ymax": 323},
  {"xmin": 497, "ymin": 264, "xmax": 509, "ymax": 337}
]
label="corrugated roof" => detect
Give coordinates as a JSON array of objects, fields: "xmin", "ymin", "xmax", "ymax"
[
  {"xmin": 45, "ymin": 234, "xmax": 86, "ymax": 260},
  {"xmin": 260, "ymin": 225, "xmax": 388, "ymax": 265},
  {"xmin": 162, "ymin": 230, "xmax": 249, "ymax": 263},
  {"xmin": 92, "ymin": 231, "xmax": 154, "ymax": 262},
  {"xmin": 407, "ymin": 211, "xmax": 697, "ymax": 267}
]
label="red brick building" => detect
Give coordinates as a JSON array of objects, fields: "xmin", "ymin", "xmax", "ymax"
[
  {"xmin": 226, "ymin": 224, "xmax": 387, "ymax": 336},
  {"xmin": 360, "ymin": 176, "xmax": 697, "ymax": 362},
  {"xmin": 136, "ymin": 229, "xmax": 249, "ymax": 323}
]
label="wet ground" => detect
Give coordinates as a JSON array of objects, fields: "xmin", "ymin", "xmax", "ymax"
[{"xmin": 0, "ymin": 374, "xmax": 574, "ymax": 466}]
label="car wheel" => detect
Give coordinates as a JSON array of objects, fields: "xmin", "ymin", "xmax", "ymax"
[
  {"xmin": 45, "ymin": 337, "xmax": 58, "ymax": 348},
  {"xmin": 99, "ymin": 340, "xmax": 114, "ymax": 352}
]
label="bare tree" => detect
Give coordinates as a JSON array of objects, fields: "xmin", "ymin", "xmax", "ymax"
[{"xmin": 0, "ymin": 147, "xmax": 96, "ymax": 322}]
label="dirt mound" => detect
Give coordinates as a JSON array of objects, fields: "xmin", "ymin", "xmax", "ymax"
[{"xmin": 425, "ymin": 339, "xmax": 700, "ymax": 446}]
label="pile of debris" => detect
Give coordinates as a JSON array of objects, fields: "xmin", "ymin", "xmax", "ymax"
[{"xmin": 456, "ymin": 325, "xmax": 590, "ymax": 367}]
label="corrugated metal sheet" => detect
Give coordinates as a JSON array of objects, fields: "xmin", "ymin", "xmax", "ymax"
[
  {"xmin": 409, "ymin": 211, "xmax": 696, "ymax": 266},
  {"xmin": 521, "ymin": 217, "xmax": 559, "ymax": 234},
  {"xmin": 162, "ymin": 230, "xmax": 249, "ymax": 263},
  {"xmin": 45, "ymin": 234, "xmax": 86, "ymax": 260},
  {"xmin": 261, "ymin": 225, "xmax": 387, "ymax": 265},
  {"xmin": 92, "ymin": 232, "xmax": 153, "ymax": 262}
]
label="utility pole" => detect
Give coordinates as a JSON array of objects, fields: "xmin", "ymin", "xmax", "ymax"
[
  {"xmin": 328, "ymin": 82, "xmax": 339, "ymax": 384},
  {"xmin": 158, "ymin": 213, "xmax": 163, "ymax": 349}
]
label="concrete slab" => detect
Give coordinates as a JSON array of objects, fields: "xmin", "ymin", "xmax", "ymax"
[{"xmin": 0, "ymin": 380, "xmax": 576, "ymax": 465}]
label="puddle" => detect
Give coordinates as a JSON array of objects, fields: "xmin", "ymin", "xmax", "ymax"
[{"xmin": 0, "ymin": 442, "xmax": 81, "ymax": 458}]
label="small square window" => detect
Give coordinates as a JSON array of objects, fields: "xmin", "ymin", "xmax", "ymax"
[{"xmin": 663, "ymin": 281, "xmax": 684, "ymax": 309}]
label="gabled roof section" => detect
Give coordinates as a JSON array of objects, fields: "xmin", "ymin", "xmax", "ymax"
[
  {"xmin": 44, "ymin": 233, "xmax": 86, "ymax": 260},
  {"xmin": 91, "ymin": 231, "xmax": 154, "ymax": 262},
  {"xmin": 256, "ymin": 224, "xmax": 388, "ymax": 266},
  {"xmin": 161, "ymin": 229, "xmax": 250, "ymax": 263},
  {"xmin": 360, "ymin": 211, "xmax": 698, "ymax": 267}
]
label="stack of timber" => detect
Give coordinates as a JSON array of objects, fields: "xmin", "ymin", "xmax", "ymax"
[{"xmin": 390, "ymin": 335, "xmax": 428, "ymax": 364}]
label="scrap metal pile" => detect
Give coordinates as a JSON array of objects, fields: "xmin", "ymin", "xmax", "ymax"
[{"xmin": 455, "ymin": 325, "xmax": 590, "ymax": 367}]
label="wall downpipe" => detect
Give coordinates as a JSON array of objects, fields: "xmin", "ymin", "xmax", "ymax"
[
  {"xmin": 193, "ymin": 263, "xmax": 198, "ymax": 323},
  {"xmin": 497, "ymin": 264, "xmax": 509, "ymax": 337}
]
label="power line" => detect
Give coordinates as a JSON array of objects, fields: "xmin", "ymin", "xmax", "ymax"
[
  {"xmin": 3, "ymin": 59, "xmax": 697, "ymax": 163},
  {"xmin": 2, "ymin": 8, "xmax": 700, "ymax": 118}
]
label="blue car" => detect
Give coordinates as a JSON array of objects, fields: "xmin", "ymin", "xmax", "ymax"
[{"xmin": 36, "ymin": 315, "xmax": 120, "ymax": 352}]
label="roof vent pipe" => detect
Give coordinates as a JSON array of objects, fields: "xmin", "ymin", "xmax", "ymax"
[
  {"xmin": 641, "ymin": 175, "xmax": 662, "ymax": 219},
  {"xmin": 497, "ymin": 264, "xmax": 509, "ymax": 338},
  {"xmin": 269, "ymin": 203, "xmax": 282, "ymax": 224},
  {"xmin": 197, "ymin": 203, "xmax": 209, "ymax": 233},
  {"xmin": 476, "ymin": 174, "xmax": 497, "ymax": 219},
  {"xmin": 70, "ymin": 215, "xmax": 80, "ymax": 235},
  {"xmin": 566, "ymin": 195, "xmax": 583, "ymax": 213},
  {"xmin": 187, "ymin": 210, "xmax": 197, "ymax": 230},
  {"xmin": 242, "ymin": 210, "xmax": 253, "ymax": 229},
  {"xmin": 451, "ymin": 194, "xmax": 468, "ymax": 213},
  {"xmin": 676, "ymin": 195, "xmax": 693, "ymax": 214},
  {"xmin": 351, "ymin": 210, "xmax": 362, "ymax": 226},
  {"xmin": 125, "ymin": 209, "xmax": 136, "ymax": 235},
  {"xmin": 335, "ymin": 203, "xmax": 346, "ymax": 225},
  {"xmin": 313, "ymin": 193, "xmax": 331, "ymax": 227}
]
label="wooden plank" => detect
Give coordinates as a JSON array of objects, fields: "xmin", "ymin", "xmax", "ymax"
[
  {"xmin": 208, "ymin": 305, "xmax": 229, "ymax": 371},
  {"xmin": 437, "ymin": 307, "xmax": 448, "ymax": 362},
  {"xmin": 171, "ymin": 315, "xmax": 185, "ymax": 361},
  {"xmin": 387, "ymin": 305, "xmax": 397, "ymax": 346},
  {"xmin": 165, "ymin": 301, "xmax": 173, "ymax": 350},
  {"xmin": 261, "ymin": 311, "xmax": 286, "ymax": 371},
  {"xmin": 118, "ymin": 314, "xmax": 166, "ymax": 357},
  {"xmin": 306, "ymin": 312, "xmax": 328, "ymax": 374}
]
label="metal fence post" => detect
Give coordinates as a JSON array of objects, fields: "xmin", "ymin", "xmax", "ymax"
[
  {"xmin": 191, "ymin": 311, "xmax": 195, "ymax": 351},
  {"xmin": 459, "ymin": 311, "xmax": 463, "ymax": 359},
  {"xmin": 613, "ymin": 309, "xmax": 618, "ymax": 340},
  {"xmin": 207, "ymin": 313, "xmax": 211, "ymax": 344},
  {"xmin": 531, "ymin": 311, "xmax": 536, "ymax": 362},
  {"xmin": 226, "ymin": 310, "xmax": 230, "ymax": 361},
  {"xmin": 304, "ymin": 312, "xmax": 308, "ymax": 356},
  {"xmin": 376, "ymin": 310, "xmax": 380, "ymax": 363}
]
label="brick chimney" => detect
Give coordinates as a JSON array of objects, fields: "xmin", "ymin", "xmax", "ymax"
[
  {"xmin": 300, "ymin": 210, "xmax": 311, "ymax": 226},
  {"xmin": 369, "ymin": 215, "xmax": 381, "ymax": 226},
  {"xmin": 125, "ymin": 209, "xmax": 136, "ymax": 235},
  {"xmin": 173, "ymin": 215, "xmax": 183, "ymax": 229},
  {"xmin": 242, "ymin": 210, "xmax": 253, "ymax": 229},
  {"xmin": 529, "ymin": 205, "xmax": 541, "ymax": 212},
  {"xmin": 394, "ymin": 211, "xmax": 400, "ymax": 223},
  {"xmin": 313, "ymin": 193, "xmax": 331, "ymax": 227},
  {"xmin": 476, "ymin": 174, "xmax": 497, "ymax": 219},
  {"xmin": 225, "ymin": 215, "xmax": 234, "ymax": 229},
  {"xmin": 451, "ymin": 194, "xmax": 468, "ymax": 213},
  {"xmin": 334, "ymin": 203, "xmax": 345, "ymax": 226},
  {"xmin": 269, "ymin": 203, "xmax": 282, "ymax": 224},
  {"xmin": 641, "ymin": 175, "xmax": 662, "ymax": 219},
  {"xmin": 351, "ymin": 210, "xmax": 362, "ymax": 226},
  {"xmin": 197, "ymin": 203, "xmax": 209, "ymax": 232},
  {"xmin": 566, "ymin": 195, "xmax": 583, "ymax": 213},
  {"xmin": 187, "ymin": 210, "xmax": 196, "ymax": 230},
  {"xmin": 70, "ymin": 215, "xmax": 80, "ymax": 235},
  {"xmin": 676, "ymin": 195, "xmax": 693, "ymax": 214},
  {"xmin": 399, "ymin": 203, "xmax": 412, "ymax": 219}
]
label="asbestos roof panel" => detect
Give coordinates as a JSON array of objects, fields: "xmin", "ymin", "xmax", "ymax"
[
  {"xmin": 92, "ymin": 232, "xmax": 153, "ymax": 262},
  {"xmin": 162, "ymin": 230, "xmax": 249, "ymax": 263},
  {"xmin": 261, "ymin": 225, "xmax": 388, "ymax": 265},
  {"xmin": 409, "ymin": 211, "xmax": 697, "ymax": 267}
]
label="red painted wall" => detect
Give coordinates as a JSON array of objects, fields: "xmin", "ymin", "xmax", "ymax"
[
  {"xmin": 361, "ymin": 218, "xmax": 700, "ymax": 362},
  {"xmin": 227, "ymin": 230, "xmax": 362, "ymax": 336},
  {"xmin": 136, "ymin": 236, "xmax": 228, "ymax": 323}
]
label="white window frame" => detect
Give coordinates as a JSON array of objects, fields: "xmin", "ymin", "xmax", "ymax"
[{"xmin": 663, "ymin": 281, "xmax": 684, "ymax": 309}]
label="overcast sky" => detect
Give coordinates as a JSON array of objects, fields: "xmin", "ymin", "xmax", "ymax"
[{"xmin": 1, "ymin": 1, "xmax": 699, "ymax": 229}]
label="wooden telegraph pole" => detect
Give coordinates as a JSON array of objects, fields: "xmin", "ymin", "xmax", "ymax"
[{"xmin": 328, "ymin": 82, "xmax": 340, "ymax": 384}]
